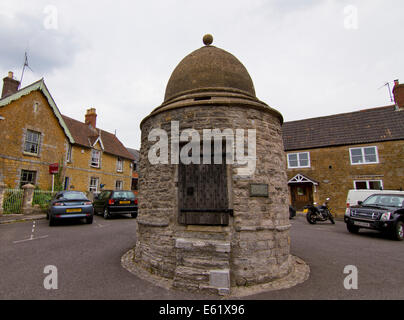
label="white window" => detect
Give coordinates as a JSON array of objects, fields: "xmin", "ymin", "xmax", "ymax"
[
  {"xmin": 287, "ymin": 152, "xmax": 310, "ymax": 168},
  {"xmin": 115, "ymin": 180, "xmax": 123, "ymax": 190},
  {"xmin": 89, "ymin": 177, "xmax": 99, "ymax": 193},
  {"xmin": 350, "ymin": 146, "xmax": 379, "ymax": 165},
  {"xmin": 354, "ymin": 180, "xmax": 383, "ymax": 190},
  {"xmin": 24, "ymin": 130, "xmax": 41, "ymax": 155},
  {"xmin": 66, "ymin": 144, "xmax": 72, "ymax": 162},
  {"xmin": 117, "ymin": 157, "xmax": 123, "ymax": 172},
  {"xmin": 91, "ymin": 149, "xmax": 101, "ymax": 168}
]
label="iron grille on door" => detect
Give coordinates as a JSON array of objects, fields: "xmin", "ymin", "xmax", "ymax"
[{"xmin": 178, "ymin": 153, "xmax": 230, "ymax": 225}]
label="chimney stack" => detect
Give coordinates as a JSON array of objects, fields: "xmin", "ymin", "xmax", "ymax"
[
  {"xmin": 393, "ymin": 79, "xmax": 404, "ymax": 110},
  {"xmin": 85, "ymin": 108, "xmax": 97, "ymax": 128},
  {"xmin": 1, "ymin": 71, "xmax": 20, "ymax": 99}
]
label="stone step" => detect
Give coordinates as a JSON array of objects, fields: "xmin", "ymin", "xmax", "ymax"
[{"xmin": 174, "ymin": 237, "xmax": 231, "ymax": 294}]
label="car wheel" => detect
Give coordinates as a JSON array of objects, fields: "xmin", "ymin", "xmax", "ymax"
[
  {"xmin": 347, "ymin": 223, "xmax": 360, "ymax": 234},
  {"xmin": 103, "ymin": 208, "xmax": 111, "ymax": 219},
  {"xmin": 392, "ymin": 221, "xmax": 404, "ymax": 241},
  {"xmin": 86, "ymin": 216, "xmax": 93, "ymax": 224}
]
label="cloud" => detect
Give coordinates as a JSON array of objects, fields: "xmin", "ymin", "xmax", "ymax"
[
  {"xmin": 0, "ymin": 8, "xmax": 85, "ymax": 75},
  {"xmin": 0, "ymin": 0, "xmax": 403, "ymax": 150}
]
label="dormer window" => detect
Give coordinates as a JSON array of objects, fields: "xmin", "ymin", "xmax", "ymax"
[{"xmin": 91, "ymin": 149, "xmax": 101, "ymax": 168}]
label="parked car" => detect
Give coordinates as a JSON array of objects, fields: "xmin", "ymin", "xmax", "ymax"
[
  {"xmin": 93, "ymin": 190, "xmax": 138, "ymax": 219},
  {"xmin": 346, "ymin": 189, "xmax": 404, "ymax": 209},
  {"xmin": 344, "ymin": 193, "xmax": 404, "ymax": 240},
  {"xmin": 47, "ymin": 191, "xmax": 93, "ymax": 226}
]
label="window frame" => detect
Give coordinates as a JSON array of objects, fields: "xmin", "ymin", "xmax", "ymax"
[
  {"xmin": 66, "ymin": 144, "xmax": 72, "ymax": 163},
  {"xmin": 24, "ymin": 129, "xmax": 41, "ymax": 155},
  {"xmin": 115, "ymin": 180, "xmax": 123, "ymax": 190},
  {"xmin": 349, "ymin": 146, "xmax": 379, "ymax": 165},
  {"xmin": 287, "ymin": 152, "xmax": 311, "ymax": 169},
  {"xmin": 116, "ymin": 157, "xmax": 123, "ymax": 172},
  {"xmin": 20, "ymin": 170, "xmax": 37, "ymax": 187},
  {"xmin": 353, "ymin": 180, "xmax": 384, "ymax": 190},
  {"xmin": 90, "ymin": 149, "xmax": 101, "ymax": 168},
  {"xmin": 89, "ymin": 177, "xmax": 99, "ymax": 193}
]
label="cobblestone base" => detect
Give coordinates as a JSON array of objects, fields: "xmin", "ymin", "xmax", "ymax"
[{"xmin": 121, "ymin": 249, "xmax": 310, "ymax": 297}]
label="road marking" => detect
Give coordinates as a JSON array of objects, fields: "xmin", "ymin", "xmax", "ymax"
[
  {"xmin": 13, "ymin": 235, "xmax": 49, "ymax": 244},
  {"xmin": 93, "ymin": 217, "xmax": 109, "ymax": 228},
  {"xmin": 12, "ymin": 220, "xmax": 49, "ymax": 244}
]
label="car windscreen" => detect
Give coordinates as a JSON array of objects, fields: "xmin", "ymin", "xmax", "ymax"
[
  {"xmin": 112, "ymin": 191, "xmax": 135, "ymax": 199},
  {"xmin": 57, "ymin": 192, "xmax": 88, "ymax": 200},
  {"xmin": 362, "ymin": 195, "xmax": 404, "ymax": 208}
]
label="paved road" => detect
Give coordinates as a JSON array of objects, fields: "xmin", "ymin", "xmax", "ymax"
[{"xmin": 0, "ymin": 214, "xmax": 403, "ymax": 299}]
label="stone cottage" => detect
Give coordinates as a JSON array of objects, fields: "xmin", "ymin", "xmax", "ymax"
[
  {"xmin": 0, "ymin": 73, "xmax": 134, "ymax": 192},
  {"xmin": 282, "ymin": 79, "xmax": 404, "ymax": 215}
]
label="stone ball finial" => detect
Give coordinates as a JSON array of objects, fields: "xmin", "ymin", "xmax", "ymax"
[{"xmin": 203, "ymin": 34, "xmax": 213, "ymax": 46}]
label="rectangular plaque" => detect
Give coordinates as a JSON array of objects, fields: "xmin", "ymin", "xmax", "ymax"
[{"xmin": 249, "ymin": 184, "xmax": 269, "ymax": 197}]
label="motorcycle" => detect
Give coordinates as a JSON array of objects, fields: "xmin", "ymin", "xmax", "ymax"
[{"xmin": 304, "ymin": 198, "xmax": 335, "ymax": 224}]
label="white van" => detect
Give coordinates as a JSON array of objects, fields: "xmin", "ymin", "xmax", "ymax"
[{"xmin": 346, "ymin": 189, "xmax": 404, "ymax": 208}]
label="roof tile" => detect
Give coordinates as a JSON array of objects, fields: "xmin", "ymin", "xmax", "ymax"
[{"xmin": 282, "ymin": 105, "xmax": 404, "ymax": 151}]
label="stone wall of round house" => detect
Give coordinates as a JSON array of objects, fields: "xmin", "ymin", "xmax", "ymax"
[{"xmin": 135, "ymin": 103, "xmax": 292, "ymax": 288}]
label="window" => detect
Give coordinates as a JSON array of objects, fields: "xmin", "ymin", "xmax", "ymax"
[
  {"xmin": 112, "ymin": 191, "xmax": 135, "ymax": 199},
  {"xmin": 91, "ymin": 149, "xmax": 101, "ymax": 168},
  {"xmin": 20, "ymin": 170, "xmax": 36, "ymax": 187},
  {"xmin": 117, "ymin": 157, "xmax": 123, "ymax": 172},
  {"xmin": 24, "ymin": 130, "xmax": 41, "ymax": 155},
  {"xmin": 99, "ymin": 191, "xmax": 112, "ymax": 200},
  {"xmin": 354, "ymin": 180, "xmax": 383, "ymax": 190},
  {"xmin": 287, "ymin": 152, "xmax": 310, "ymax": 168},
  {"xmin": 350, "ymin": 146, "xmax": 378, "ymax": 165},
  {"xmin": 66, "ymin": 144, "xmax": 72, "ymax": 162},
  {"xmin": 89, "ymin": 177, "xmax": 99, "ymax": 193},
  {"xmin": 115, "ymin": 180, "xmax": 123, "ymax": 190}
]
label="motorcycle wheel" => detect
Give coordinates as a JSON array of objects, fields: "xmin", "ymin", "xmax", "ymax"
[
  {"xmin": 306, "ymin": 212, "xmax": 317, "ymax": 224},
  {"xmin": 329, "ymin": 215, "xmax": 335, "ymax": 224}
]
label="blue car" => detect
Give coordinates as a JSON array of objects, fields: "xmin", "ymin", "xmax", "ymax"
[{"xmin": 47, "ymin": 191, "xmax": 94, "ymax": 226}]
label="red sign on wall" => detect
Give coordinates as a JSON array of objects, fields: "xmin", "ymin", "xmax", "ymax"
[{"xmin": 49, "ymin": 163, "xmax": 59, "ymax": 174}]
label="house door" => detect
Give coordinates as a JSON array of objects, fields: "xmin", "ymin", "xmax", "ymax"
[{"xmin": 290, "ymin": 183, "xmax": 313, "ymax": 211}]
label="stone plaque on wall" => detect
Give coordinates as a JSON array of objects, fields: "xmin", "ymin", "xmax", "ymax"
[{"xmin": 249, "ymin": 184, "xmax": 269, "ymax": 197}]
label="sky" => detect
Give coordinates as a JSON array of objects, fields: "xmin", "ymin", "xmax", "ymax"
[{"xmin": 0, "ymin": 0, "xmax": 402, "ymax": 150}]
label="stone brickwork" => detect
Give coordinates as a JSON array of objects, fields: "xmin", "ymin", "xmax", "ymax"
[
  {"xmin": 286, "ymin": 140, "xmax": 404, "ymax": 216},
  {"xmin": 135, "ymin": 103, "xmax": 294, "ymax": 294},
  {"xmin": 133, "ymin": 37, "xmax": 305, "ymax": 295},
  {"xmin": 0, "ymin": 91, "xmax": 68, "ymax": 189},
  {"xmin": 0, "ymin": 90, "xmax": 131, "ymax": 192}
]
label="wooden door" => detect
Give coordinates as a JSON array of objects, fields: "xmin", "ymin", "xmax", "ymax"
[
  {"xmin": 290, "ymin": 183, "xmax": 313, "ymax": 211},
  {"xmin": 178, "ymin": 154, "xmax": 229, "ymax": 225}
]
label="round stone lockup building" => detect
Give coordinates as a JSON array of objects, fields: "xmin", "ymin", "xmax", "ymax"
[{"xmin": 129, "ymin": 35, "xmax": 308, "ymax": 296}]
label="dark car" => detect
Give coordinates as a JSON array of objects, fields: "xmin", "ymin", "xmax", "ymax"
[
  {"xmin": 344, "ymin": 193, "xmax": 404, "ymax": 241},
  {"xmin": 47, "ymin": 191, "xmax": 94, "ymax": 226},
  {"xmin": 93, "ymin": 190, "xmax": 138, "ymax": 219}
]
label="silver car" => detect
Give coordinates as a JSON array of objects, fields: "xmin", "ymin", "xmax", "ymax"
[{"xmin": 47, "ymin": 191, "xmax": 93, "ymax": 226}]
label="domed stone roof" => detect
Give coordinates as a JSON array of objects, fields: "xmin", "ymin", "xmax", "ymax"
[{"xmin": 164, "ymin": 36, "xmax": 256, "ymax": 102}]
